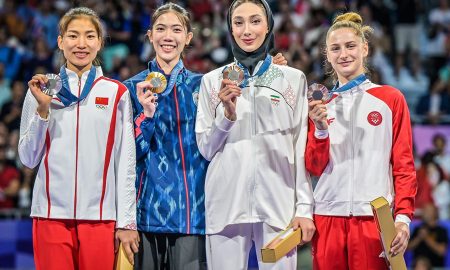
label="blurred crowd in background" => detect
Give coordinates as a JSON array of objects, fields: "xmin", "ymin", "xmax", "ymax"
[{"xmin": 0, "ymin": 0, "xmax": 449, "ymax": 269}]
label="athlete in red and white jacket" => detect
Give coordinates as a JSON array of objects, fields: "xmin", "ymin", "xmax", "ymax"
[
  {"xmin": 18, "ymin": 7, "xmax": 138, "ymax": 270},
  {"xmin": 19, "ymin": 65, "xmax": 136, "ymax": 228},
  {"xmin": 306, "ymin": 12, "xmax": 417, "ymax": 270}
]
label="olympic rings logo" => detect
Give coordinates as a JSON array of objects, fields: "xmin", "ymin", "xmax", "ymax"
[{"xmin": 96, "ymin": 104, "xmax": 107, "ymax": 110}]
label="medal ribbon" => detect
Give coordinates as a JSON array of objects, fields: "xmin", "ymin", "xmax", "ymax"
[{"xmin": 57, "ymin": 65, "xmax": 97, "ymax": 107}]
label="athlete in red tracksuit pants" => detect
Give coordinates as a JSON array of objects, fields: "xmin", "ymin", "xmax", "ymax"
[
  {"xmin": 306, "ymin": 12, "xmax": 417, "ymax": 270},
  {"xmin": 19, "ymin": 7, "xmax": 139, "ymax": 270}
]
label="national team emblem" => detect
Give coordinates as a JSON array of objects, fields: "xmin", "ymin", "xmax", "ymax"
[
  {"xmin": 95, "ymin": 97, "xmax": 109, "ymax": 110},
  {"xmin": 367, "ymin": 111, "xmax": 382, "ymax": 126},
  {"xmin": 270, "ymin": 95, "xmax": 280, "ymax": 106},
  {"xmin": 193, "ymin": 91, "xmax": 199, "ymax": 106}
]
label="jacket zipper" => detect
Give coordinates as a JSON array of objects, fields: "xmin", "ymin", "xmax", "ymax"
[
  {"xmin": 74, "ymin": 78, "xmax": 81, "ymax": 218},
  {"xmin": 349, "ymin": 90, "xmax": 355, "ymax": 216}
]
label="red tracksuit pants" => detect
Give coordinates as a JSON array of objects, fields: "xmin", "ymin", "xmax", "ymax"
[
  {"xmin": 33, "ymin": 218, "xmax": 115, "ymax": 270},
  {"xmin": 312, "ymin": 215, "xmax": 389, "ymax": 270}
]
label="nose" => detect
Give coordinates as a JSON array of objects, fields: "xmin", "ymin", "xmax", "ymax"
[
  {"xmin": 243, "ymin": 22, "xmax": 251, "ymax": 37},
  {"xmin": 163, "ymin": 29, "xmax": 174, "ymax": 41},
  {"xmin": 77, "ymin": 36, "xmax": 87, "ymax": 47},
  {"xmin": 339, "ymin": 48, "xmax": 348, "ymax": 59}
]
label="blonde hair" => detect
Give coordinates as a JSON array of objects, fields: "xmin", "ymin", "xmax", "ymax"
[
  {"xmin": 325, "ymin": 12, "xmax": 374, "ymax": 81},
  {"xmin": 59, "ymin": 7, "xmax": 104, "ymax": 66}
]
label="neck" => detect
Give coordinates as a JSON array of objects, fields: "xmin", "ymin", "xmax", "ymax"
[
  {"xmin": 156, "ymin": 56, "xmax": 180, "ymax": 75},
  {"xmin": 67, "ymin": 63, "xmax": 93, "ymax": 78},
  {"xmin": 337, "ymin": 72, "xmax": 365, "ymax": 85}
]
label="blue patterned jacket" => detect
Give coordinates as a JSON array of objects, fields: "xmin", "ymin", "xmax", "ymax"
[{"xmin": 123, "ymin": 59, "xmax": 208, "ymax": 234}]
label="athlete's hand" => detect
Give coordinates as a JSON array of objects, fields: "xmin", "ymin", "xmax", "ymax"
[
  {"xmin": 291, "ymin": 217, "xmax": 316, "ymax": 244},
  {"xmin": 390, "ymin": 222, "xmax": 409, "ymax": 257},
  {"xmin": 219, "ymin": 79, "xmax": 241, "ymax": 121},
  {"xmin": 308, "ymin": 100, "xmax": 328, "ymax": 130},
  {"xmin": 115, "ymin": 229, "xmax": 140, "ymax": 265},
  {"xmin": 136, "ymin": 81, "xmax": 158, "ymax": 118},
  {"xmin": 28, "ymin": 74, "xmax": 53, "ymax": 118}
]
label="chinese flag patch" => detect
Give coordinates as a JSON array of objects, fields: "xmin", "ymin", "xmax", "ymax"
[{"xmin": 95, "ymin": 97, "xmax": 109, "ymax": 105}]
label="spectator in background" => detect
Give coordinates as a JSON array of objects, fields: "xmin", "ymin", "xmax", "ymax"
[
  {"xmin": 23, "ymin": 37, "xmax": 55, "ymax": 81},
  {"xmin": 0, "ymin": 80, "xmax": 25, "ymax": 132},
  {"xmin": 393, "ymin": 0, "xmax": 421, "ymax": 76},
  {"xmin": 0, "ymin": 27, "xmax": 22, "ymax": 82},
  {"xmin": 413, "ymin": 256, "xmax": 433, "ymax": 270},
  {"xmin": 415, "ymin": 152, "xmax": 437, "ymax": 216},
  {"xmin": 408, "ymin": 204, "xmax": 449, "ymax": 268},
  {"xmin": 0, "ymin": 63, "xmax": 11, "ymax": 109},
  {"xmin": 30, "ymin": 0, "xmax": 59, "ymax": 50},
  {"xmin": 432, "ymin": 133, "xmax": 450, "ymax": 175},
  {"xmin": 0, "ymin": 133, "xmax": 20, "ymax": 210},
  {"xmin": 416, "ymin": 77, "xmax": 450, "ymax": 124}
]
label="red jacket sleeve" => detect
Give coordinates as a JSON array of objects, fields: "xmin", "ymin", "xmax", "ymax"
[
  {"xmin": 369, "ymin": 86, "xmax": 417, "ymax": 220},
  {"xmin": 305, "ymin": 118, "xmax": 330, "ymax": 176},
  {"xmin": 390, "ymin": 89, "xmax": 417, "ymax": 220}
]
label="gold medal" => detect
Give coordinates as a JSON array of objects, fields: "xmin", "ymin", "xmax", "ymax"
[
  {"xmin": 145, "ymin": 72, "xmax": 167, "ymax": 94},
  {"xmin": 222, "ymin": 64, "xmax": 244, "ymax": 85}
]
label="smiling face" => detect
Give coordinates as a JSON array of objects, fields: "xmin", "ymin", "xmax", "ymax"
[
  {"xmin": 57, "ymin": 17, "xmax": 102, "ymax": 75},
  {"xmin": 326, "ymin": 27, "xmax": 368, "ymax": 83},
  {"xmin": 231, "ymin": 2, "xmax": 268, "ymax": 53},
  {"xmin": 149, "ymin": 11, "xmax": 193, "ymax": 69}
]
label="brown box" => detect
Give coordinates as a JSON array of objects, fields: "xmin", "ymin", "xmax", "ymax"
[
  {"xmin": 115, "ymin": 242, "xmax": 133, "ymax": 270},
  {"xmin": 370, "ymin": 197, "xmax": 407, "ymax": 270},
  {"xmin": 261, "ymin": 226, "xmax": 302, "ymax": 263}
]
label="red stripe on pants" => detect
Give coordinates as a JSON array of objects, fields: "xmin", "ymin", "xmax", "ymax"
[
  {"xmin": 33, "ymin": 218, "xmax": 115, "ymax": 270},
  {"xmin": 312, "ymin": 215, "xmax": 389, "ymax": 270}
]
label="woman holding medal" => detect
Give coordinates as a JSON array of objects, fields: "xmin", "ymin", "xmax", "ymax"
[
  {"xmin": 195, "ymin": 0, "xmax": 315, "ymax": 269},
  {"xmin": 123, "ymin": 3, "xmax": 209, "ymax": 269},
  {"xmin": 123, "ymin": 3, "xmax": 288, "ymax": 269},
  {"xmin": 19, "ymin": 7, "xmax": 139, "ymax": 270},
  {"xmin": 306, "ymin": 12, "xmax": 417, "ymax": 269}
]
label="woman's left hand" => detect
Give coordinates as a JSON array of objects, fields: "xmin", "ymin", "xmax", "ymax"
[
  {"xmin": 272, "ymin": 52, "xmax": 288, "ymax": 66},
  {"xmin": 115, "ymin": 229, "xmax": 140, "ymax": 265},
  {"xmin": 390, "ymin": 222, "xmax": 410, "ymax": 256}
]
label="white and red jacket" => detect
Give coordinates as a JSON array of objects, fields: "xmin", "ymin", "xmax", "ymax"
[
  {"xmin": 306, "ymin": 80, "xmax": 417, "ymax": 222},
  {"xmin": 19, "ymin": 66, "xmax": 137, "ymax": 229}
]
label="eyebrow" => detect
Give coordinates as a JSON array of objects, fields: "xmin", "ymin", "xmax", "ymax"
[
  {"xmin": 154, "ymin": 23, "xmax": 183, "ymax": 28},
  {"xmin": 66, "ymin": 30, "xmax": 97, "ymax": 34},
  {"xmin": 232, "ymin": 14, "xmax": 264, "ymax": 20}
]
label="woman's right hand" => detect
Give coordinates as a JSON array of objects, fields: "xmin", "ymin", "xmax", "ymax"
[
  {"xmin": 219, "ymin": 79, "xmax": 241, "ymax": 121},
  {"xmin": 28, "ymin": 74, "xmax": 53, "ymax": 118},
  {"xmin": 308, "ymin": 100, "xmax": 328, "ymax": 130},
  {"xmin": 136, "ymin": 81, "xmax": 158, "ymax": 118}
]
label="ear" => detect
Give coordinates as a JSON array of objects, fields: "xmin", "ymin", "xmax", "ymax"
[
  {"xmin": 57, "ymin": 35, "xmax": 63, "ymax": 50},
  {"xmin": 186, "ymin": 32, "xmax": 193, "ymax": 46},
  {"xmin": 147, "ymin": 30, "xmax": 153, "ymax": 43},
  {"xmin": 363, "ymin": 42, "xmax": 369, "ymax": 58}
]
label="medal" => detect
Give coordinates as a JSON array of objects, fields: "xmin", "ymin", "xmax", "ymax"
[
  {"xmin": 40, "ymin": 73, "xmax": 62, "ymax": 96},
  {"xmin": 222, "ymin": 64, "xmax": 245, "ymax": 85},
  {"xmin": 145, "ymin": 72, "xmax": 167, "ymax": 94},
  {"xmin": 307, "ymin": 83, "xmax": 330, "ymax": 102}
]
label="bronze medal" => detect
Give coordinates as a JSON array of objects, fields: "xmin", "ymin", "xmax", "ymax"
[
  {"xmin": 307, "ymin": 83, "xmax": 330, "ymax": 102},
  {"xmin": 223, "ymin": 64, "xmax": 244, "ymax": 85}
]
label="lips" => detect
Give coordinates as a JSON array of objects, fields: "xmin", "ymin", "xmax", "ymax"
[
  {"xmin": 161, "ymin": 44, "xmax": 176, "ymax": 52},
  {"xmin": 242, "ymin": 39, "xmax": 254, "ymax": 45},
  {"xmin": 74, "ymin": 52, "xmax": 89, "ymax": 58},
  {"xmin": 338, "ymin": 61, "xmax": 353, "ymax": 67}
]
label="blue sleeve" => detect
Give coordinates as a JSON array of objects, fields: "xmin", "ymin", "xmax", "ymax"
[{"xmin": 123, "ymin": 78, "xmax": 154, "ymax": 161}]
